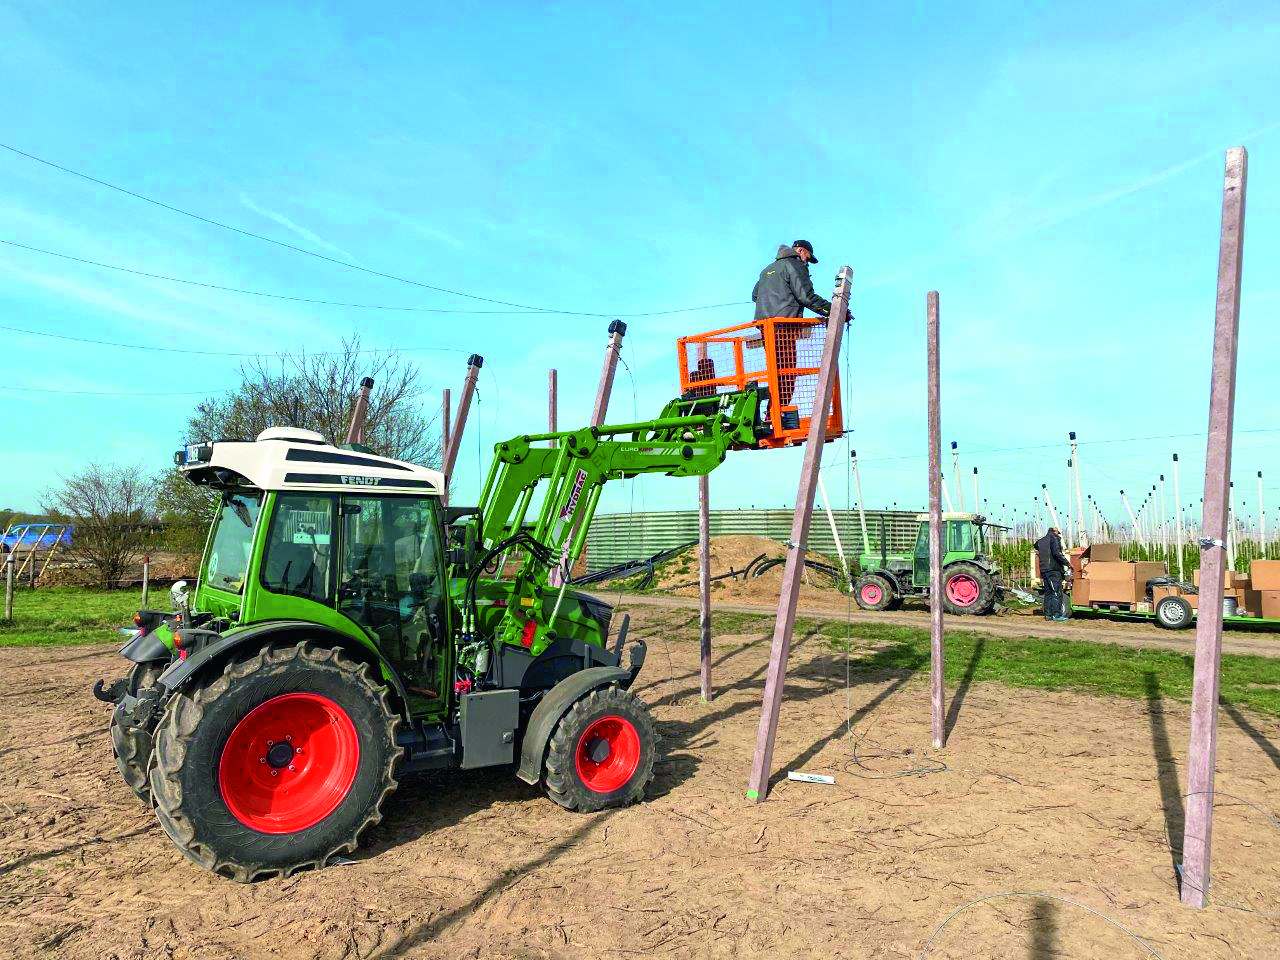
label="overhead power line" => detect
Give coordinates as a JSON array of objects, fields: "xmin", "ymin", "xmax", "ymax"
[
  {"xmin": 0, "ymin": 384, "xmax": 229, "ymax": 396},
  {"xmin": 0, "ymin": 142, "xmax": 750, "ymax": 318}
]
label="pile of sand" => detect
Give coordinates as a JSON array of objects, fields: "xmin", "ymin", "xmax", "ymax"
[{"xmin": 654, "ymin": 534, "xmax": 846, "ymax": 604}]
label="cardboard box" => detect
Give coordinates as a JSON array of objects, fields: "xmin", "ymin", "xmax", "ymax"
[
  {"xmin": 1089, "ymin": 543, "xmax": 1123, "ymax": 563},
  {"xmin": 1087, "ymin": 561, "xmax": 1134, "ymax": 582},
  {"xmin": 1072, "ymin": 579, "xmax": 1090, "ymax": 605},
  {"xmin": 1133, "ymin": 561, "xmax": 1168, "ymax": 590},
  {"xmin": 1251, "ymin": 560, "xmax": 1280, "ymax": 591},
  {"xmin": 1242, "ymin": 590, "xmax": 1262, "ymax": 617},
  {"xmin": 1153, "ymin": 584, "xmax": 1178, "ymax": 603},
  {"xmin": 1260, "ymin": 590, "xmax": 1280, "ymax": 620},
  {"xmin": 1090, "ymin": 579, "xmax": 1140, "ymax": 604}
]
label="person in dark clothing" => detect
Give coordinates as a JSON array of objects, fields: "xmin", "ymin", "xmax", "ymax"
[
  {"xmin": 1034, "ymin": 527, "xmax": 1072, "ymax": 621},
  {"xmin": 752, "ymin": 241, "xmax": 831, "ymax": 321},
  {"xmin": 752, "ymin": 241, "xmax": 831, "ymax": 406}
]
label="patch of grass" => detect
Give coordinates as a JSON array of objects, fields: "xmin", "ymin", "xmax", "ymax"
[
  {"xmin": 688, "ymin": 612, "xmax": 1280, "ymax": 718},
  {"xmin": 0, "ymin": 586, "xmax": 143, "ymax": 647}
]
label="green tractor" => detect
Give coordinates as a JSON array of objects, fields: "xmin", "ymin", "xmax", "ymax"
[
  {"xmin": 95, "ymin": 375, "xmax": 772, "ymax": 881},
  {"xmin": 852, "ymin": 512, "xmax": 1006, "ymax": 615}
]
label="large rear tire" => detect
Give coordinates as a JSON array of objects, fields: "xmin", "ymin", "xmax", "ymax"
[
  {"xmin": 853, "ymin": 574, "xmax": 895, "ymax": 612},
  {"xmin": 110, "ymin": 660, "xmax": 165, "ymax": 805},
  {"xmin": 149, "ymin": 643, "xmax": 401, "ymax": 882},
  {"xmin": 941, "ymin": 563, "xmax": 996, "ymax": 616},
  {"xmin": 544, "ymin": 686, "xmax": 657, "ymax": 813}
]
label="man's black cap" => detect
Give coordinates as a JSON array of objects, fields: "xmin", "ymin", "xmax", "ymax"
[{"xmin": 793, "ymin": 239, "xmax": 818, "ymax": 263}]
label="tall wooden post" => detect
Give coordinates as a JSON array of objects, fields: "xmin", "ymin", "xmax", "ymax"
[
  {"xmin": 698, "ymin": 475, "xmax": 712, "ymax": 701},
  {"xmin": 442, "ymin": 355, "xmax": 483, "ymax": 485},
  {"xmin": 548, "ymin": 369, "xmax": 558, "ymax": 447},
  {"xmin": 746, "ymin": 266, "xmax": 852, "ymax": 802},
  {"xmin": 344, "ymin": 376, "xmax": 374, "ymax": 445},
  {"xmin": 927, "ymin": 291, "xmax": 945, "ymax": 748},
  {"xmin": 591, "ymin": 321, "xmax": 627, "ymax": 426},
  {"xmin": 1181, "ymin": 146, "xmax": 1247, "ymax": 909},
  {"xmin": 4, "ymin": 551, "xmax": 13, "ymax": 622}
]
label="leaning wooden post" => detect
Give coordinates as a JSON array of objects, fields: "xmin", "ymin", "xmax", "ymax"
[
  {"xmin": 548, "ymin": 369, "xmax": 558, "ymax": 448},
  {"xmin": 591, "ymin": 321, "xmax": 627, "ymax": 426},
  {"xmin": 142, "ymin": 553, "xmax": 151, "ymax": 607},
  {"xmin": 1181, "ymin": 146, "xmax": 1247, "ymax": 909},
  {"xmin": 344, "ymin": 376, "xmax": 374, "ymax": 445},
  {"xmin": 927, "ymin": 291, "xmax": 945, "ymax": 748},
  {"xmin": 698, "ymin": 475, "xmax": 712, "ymax": 701},
  {"xmin": 746, "ymin": 266, "xmax": 852, "ymax": 802},
  {"xmin": 442, "ymin": 355, "xmax": 483, "ymax": 487}
]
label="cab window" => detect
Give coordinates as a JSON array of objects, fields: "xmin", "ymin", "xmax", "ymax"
[
  {"xmin": 205, "ymin": 492, "xmax": 261, "ymax": 594},
  {"xmin": 261, "ymin": 494, "xmax": 335, "ymax": 603},
  {"xmin": 947, "ymin": 520, "xmax": 974, "ymax": 554},
  {"xmin": 337, "ymin": 496, "xmax": 446, "ymax": 678}
]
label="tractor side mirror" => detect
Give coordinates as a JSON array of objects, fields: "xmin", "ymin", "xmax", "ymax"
[{"xmin": 447, "ymin": 523, "xmax": 480, "ymax": 572}]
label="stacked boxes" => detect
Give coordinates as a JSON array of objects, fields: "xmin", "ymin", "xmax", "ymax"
[
  {"xmin": 1078, "ymin": 552, "xmax": 1167, "ymax": 606},
  {"xmin": 1249, "ymin": 560, "xmax": 1280, "ymax": 619}
]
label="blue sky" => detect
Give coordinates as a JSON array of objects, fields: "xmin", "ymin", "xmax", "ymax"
[{"xmin": 1, "ymin": 1, "xmax": 1278, "ymax": 534}]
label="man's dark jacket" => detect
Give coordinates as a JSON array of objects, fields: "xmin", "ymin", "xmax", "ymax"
[
  {"xmin": 752, "ymin": 245, "xmax": 831, "ymax": 321},
  {"xmin": 1034, "ymin": 531, "xmax": 1071, "ymax": 575}
]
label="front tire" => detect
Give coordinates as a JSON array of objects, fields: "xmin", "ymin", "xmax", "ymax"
[
  {"xmin": 853, "ymin": 574, "xmax": 895, "ymax": 611},
  {"xmin": 544, "ymin": 686, "xmax": 657, "ymax": 813},
  {"xmin": 149, "ymin": 643, "xmax": 401, "ymax": 882}
]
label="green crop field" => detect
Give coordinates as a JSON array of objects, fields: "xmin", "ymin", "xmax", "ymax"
[{"xmin": 0, "ymin": 586, "xmax": 143, "ymax": 647}]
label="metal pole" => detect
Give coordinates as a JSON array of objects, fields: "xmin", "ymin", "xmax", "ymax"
[
  {"xmin": 747, "ymin": 266, "xmax": 852, "ymax": 801},
  {"xmin": 591, "ymin": 321, "xmax": 627, "ymax": 427},
  {"xmin": 941, "ymin": 473, "xmax": 954, "ymax": 513},
  {"xmin": 1259, "ymin": 471, "xmax": 1266, "ymax": 553},
  {"xmin": 548, "ymin": 368, "xmax": 558, "ymax": 448},
  {"xmin": 1227, "ymin": 482, "xmax": 1238, "ymax": 573},
  {"xmin": 951, "ymin": 442, "xmax": 964, "ymax": 511},
  {"xmin": 1071, "ymin": 432, "xmax": 1087, "ymax": 547},
  {"xmin": 817, "ymin": 472, "xmax": 851, "ymax": 588},
  {"xmin": 972, "ymin": 468, "xmax": 979, "ymax": 518},
  {"xmin": 1181, "ymin": 146, "xmax": 1247, "ymax": 909},
  {"xmin": 343, "ymin": 376, "xmax": 374, "ymax": 445},
  {"xmin": 1120, "ymin": 490, "xmax": 1140, "ymax": 547},
  {"xmin": 928, "ymin": 292, "xmax": 945, "ymax": 749},
  {"xmin": 1065, "ymin": 460, "xmax": 1075, "ymax": 548},
  {"xmin": 1173, "ymin": 455, "xmax": 1185, "ymax": 579},
  {"xmin": 442, "ymin": 355, "xmax": 483, "ymax": 487},
  {"xmin": 142, "ymin": 554, "xmax": 150, "ymax": 607},
  {"xmin": 698, "ymin": 475, "xmax": 712, "ymax": 702},
  {"xmin": 851, "ymin": 450, "xmax": 870, "ymax": 556},
  {"xmin": 1042, "ymin": 484, "xmax": 1061, "ymax": 532},
  {"xmin": 1159, "ymin": 475, "xmax": 1169, "ymax": 562}
]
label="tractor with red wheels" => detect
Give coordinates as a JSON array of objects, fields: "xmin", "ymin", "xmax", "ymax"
[
  {"xmin": 852, "ymin": 512, "xmax": 1007, "ymax": 616},
  {"xmin": 94, "ymin": 384, "xmax": 777, "ymax": 881}
]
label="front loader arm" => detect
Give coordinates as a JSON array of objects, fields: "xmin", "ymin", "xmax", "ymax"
[{"xmin": 458, "ymin": 388, "xmax": 765, "ymax": 656}]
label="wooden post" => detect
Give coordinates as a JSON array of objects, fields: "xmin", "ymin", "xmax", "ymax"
[
  {"xmin": 548, "ymin": 369, "xmax": 558, "ymax": 447},
  {"xmin": 927, "ymin": 291, "xmax": 945, "ymax": 748},
  {"xmin": 4, "ymin": 551, "xmax": 13, "ymax": 622},
  {"xmin": 343, "ymin": 376, "xmax": 374, "ymax": 445},
  {"xmin": 441, "ymin": 388, "xmax": 451, "ymax": 501},
  {"xmin": 698, "ymin": 475, "xmax": 712, "ymax": 702},
  {"xmin": 1181, "ymin": 145, "xmax": 1247, "ymax": 909},
  {"xmin": 591, "ymin": 321, "xmax": 627, "ymax": 426},
  {"xmin": 442, "ymin": 355, "xmax": 483, "ymax": 484},
  {"xmin": 746, "ymin": 266, "xmax": 852, "ymax": 802},
  {"xmin": 142, "ymin": 554, "xmax": 150, "ymax": 607}
]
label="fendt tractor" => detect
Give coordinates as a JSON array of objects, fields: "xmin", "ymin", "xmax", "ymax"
[
  {"xmin": 852, "ymin": 512, "xmax": 1008, "ymax": 615},
  {"xmin": 94, "ymin": 353, "xmax": 793, "ymax": 881}
]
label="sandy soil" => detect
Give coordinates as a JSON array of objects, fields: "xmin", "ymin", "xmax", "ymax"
[
  {"xmin": 655, "ymin": 535, "xmax": 845, "ymax": 606},
  {"xmin": 1, "ymin": 607, "xmax": 1277, "ymax": 958}
]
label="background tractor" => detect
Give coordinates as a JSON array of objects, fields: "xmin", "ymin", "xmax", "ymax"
[
  {"xmin": 95, "ymin": 376, "xmax": 782, "ymax": 881},
  {"xmin": 852, "ymin": 512, "xmax": 1007, "ymax": 615}
]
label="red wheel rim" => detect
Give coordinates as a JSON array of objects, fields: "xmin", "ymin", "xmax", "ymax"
[
  {"xmin": 946, "ymin": 574, "xmax": 980, "ymax": 607},
  {"xmin": 575, "ymin": 715, "xmax": 641, "ymax": 794},
  {"xmin": 218, "ymin": 693, "xmax": 360, "ymax": 834},
  {"xmin": 860, "ymin": 583, "xmax": 883, "ymax": 605}
]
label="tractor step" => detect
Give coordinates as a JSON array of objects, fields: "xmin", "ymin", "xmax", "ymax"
[{"xmin": 397, "ymin": 723, "xmax": 457, "ymax": 774}]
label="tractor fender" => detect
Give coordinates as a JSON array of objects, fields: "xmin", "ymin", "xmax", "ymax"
[
  {"xmin": 121, "ymin": 629, "xmax": 171, "ymax": 664},
  {"xmin": 515, "ymin": 666, "xmax": 632, "ymax": 785},
  {"xmin": 158, "ymin": 620, "xmax": 412, "ymax": 720}
]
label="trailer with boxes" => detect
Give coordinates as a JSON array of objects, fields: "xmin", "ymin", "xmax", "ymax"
[{"xmin": 1068, "ymin": 547, "xmax": 1280, "ymax": 630}]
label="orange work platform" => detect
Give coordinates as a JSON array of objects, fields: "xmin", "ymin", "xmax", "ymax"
[{"xmin": 677, "ymin": 316, "xmax": 843, "ymax": 449}]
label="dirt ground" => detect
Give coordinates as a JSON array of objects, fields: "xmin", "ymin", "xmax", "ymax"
[{"xmin": 1, "ymin": 607, "xmax": 1277, "ymax": 959}]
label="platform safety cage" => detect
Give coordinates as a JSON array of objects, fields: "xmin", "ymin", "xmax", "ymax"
[{"xmin": 676, "ymin": 316, "xmax": 842, "ymax": 448}]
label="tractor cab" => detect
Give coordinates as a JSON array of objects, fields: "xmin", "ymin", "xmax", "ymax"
[{"xmin": 909, "ymin": 512, "xmax": 990, "ymax": 587}]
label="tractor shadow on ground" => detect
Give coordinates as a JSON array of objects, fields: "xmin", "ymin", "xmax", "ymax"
[
  {"xmin": 1222, "ymin": 699, "xmax": 1280, "ymax": 772},
  {"xmin": 1143, "ymin": 671, "xmax": 1185, "ymax": 886}
]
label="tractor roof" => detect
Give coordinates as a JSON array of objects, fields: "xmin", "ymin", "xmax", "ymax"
[
  {"xmin": 176, "ymin": 427, "xmax": 443, "ymax": 496},
  {"xmin": 914, "ymin": 512, "xmax": 986, "ymax": 523}
]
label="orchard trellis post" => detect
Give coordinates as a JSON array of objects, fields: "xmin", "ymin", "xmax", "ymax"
[
  {"xmin": 928, "ymin": 291, "xmax": 945, "ymax": 748},
  {"xmin": 746, "ymin": 266, "xmax": 852, "ymax": 801},
  {"xmin": 1173, "ymin": 454, "xmax": 1185, "ymax": 578},
  {"xmin": 442, "ymin": 355, "xmax": 483, "ymax": 492},
  {"xmin": 1181, "ymin": 145, "xmax": 1247, "ymax": 909}
]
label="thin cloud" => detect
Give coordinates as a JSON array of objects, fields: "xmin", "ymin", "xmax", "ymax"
[{"xmin": 238, "ymin": 193, "xmax": 367, "ymax": 266}]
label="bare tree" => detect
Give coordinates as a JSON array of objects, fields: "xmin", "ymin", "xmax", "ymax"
[
  {"xmin": 43, "ymin": 464, "xmax": 156, "ymax": 588},
  {"xmin": 187, "ymin": 335, "xmax": 439, "ymax": 466}
]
